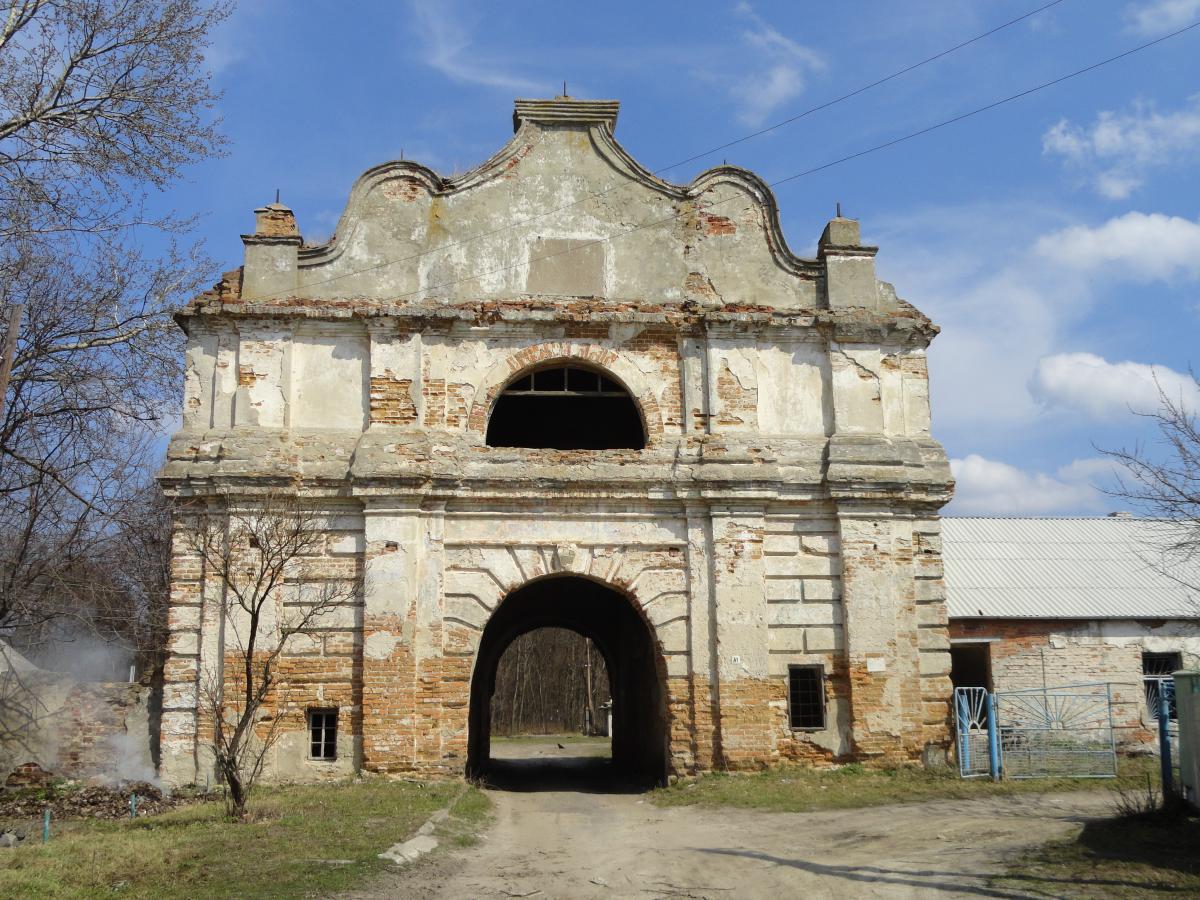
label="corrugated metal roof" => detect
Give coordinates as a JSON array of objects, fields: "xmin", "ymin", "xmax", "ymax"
[{"xmin": 942, "ymin": 517, "xmax": 1200, "ymax": 619}]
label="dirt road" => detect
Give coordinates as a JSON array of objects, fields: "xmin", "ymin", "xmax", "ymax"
[{"xmin": 344, "ymin": 743, "xmax": 1112, "ymax": 899}]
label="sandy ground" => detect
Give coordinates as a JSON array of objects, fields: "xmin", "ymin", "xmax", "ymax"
[{"xmin": 341, "ymin": 739, "xmax": 1113, "ymax": 900}]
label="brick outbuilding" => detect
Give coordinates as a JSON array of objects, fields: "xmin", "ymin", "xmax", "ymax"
[{"xmin": 944, "ymin": 516, "xmax": 1200, "ymax": 750}]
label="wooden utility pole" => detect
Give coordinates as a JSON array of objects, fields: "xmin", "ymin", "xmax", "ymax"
[{"xmin": 0, "ymin": 303, "xmax": 23, "ymax": 418}]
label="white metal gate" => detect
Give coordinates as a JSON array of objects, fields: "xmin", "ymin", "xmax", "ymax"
[{"xmin": 994, "ymin": 683, "xmax": 1118, "ymax": 779}]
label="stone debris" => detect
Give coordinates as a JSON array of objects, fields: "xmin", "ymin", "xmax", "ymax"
[
  {"xmin": 378, "ymin": 796, "xmax": 458, "ymax": 866},
  {"xmin": 0, "ymin": 781, "xmax": 189, "ymax": 824},
  {"xmin": 378, "ymin": 833, "xmax": 439, "ymax": 866}
]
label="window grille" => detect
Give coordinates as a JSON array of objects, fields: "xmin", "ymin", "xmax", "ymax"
[
  {"xmin": 1142, "ymin": 652, "xmax": 1180, "ymax": 722},
  {"xmin": 486, "ymin": 364, "xmax": 645, "ymax": 450},
  {"xmin": 788, "ymin": 665, "xmax": 826, "ymax": 730},
  {"xmin": 309, "ymin": 709, "xmax": 338, "ymax": 759}
]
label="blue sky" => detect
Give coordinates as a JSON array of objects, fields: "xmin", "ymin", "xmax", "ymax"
[{"xmin": 156, "ymin": 0, "xmax": 1200, "ymax": 515}]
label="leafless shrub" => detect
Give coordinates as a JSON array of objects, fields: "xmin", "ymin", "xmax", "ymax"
[{"xmin": 1110, "ymin": 773, "xmax": 1161, "ymax": 819}]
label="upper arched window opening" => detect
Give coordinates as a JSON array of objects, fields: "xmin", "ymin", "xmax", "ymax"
[{"xmin": 485, "ymin": 365, "xmax": 646, "ymax": 450}]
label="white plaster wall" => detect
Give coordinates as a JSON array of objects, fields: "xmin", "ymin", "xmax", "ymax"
[
  {"xmin": 290, "ymin": 127, "xmax": 819, "ymax": 309},
  {"xmin": 763, "ymin": 513, "xmax": 844, "ymax": 668},
  {"xmin": 829, "ymin": 343, "xmax": 883, "ymax": 434},
  {"xmin": 183, "ymin": 330, "xmax": 218, "ymax": 430},
  {"xmin": 290, "ymin": 324, "xmax": 369, "ymax": 429},
  {"xmin": 234, "ymin": 324, "xmax": 289, "ymax": 428},
  {"xmin": 752, "ymin": 340, "xmax": 831, "ymax": 435}
]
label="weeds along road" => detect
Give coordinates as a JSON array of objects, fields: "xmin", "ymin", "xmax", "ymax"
[{"xmin": 341, "ymin": 741, "xmax": 1114, "ymax": 900}]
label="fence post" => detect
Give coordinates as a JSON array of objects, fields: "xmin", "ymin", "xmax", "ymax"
[
  {"xmin": 986, "ymin": 691, "xmax": 1000, "ymax": 781},
  {"xmin": 956, "ymin": 690, "xmax": 970, "ymax": 771},
  {"xmin": 1160, "ymin": 686, "xmax": 1174, "ymax": 797}
]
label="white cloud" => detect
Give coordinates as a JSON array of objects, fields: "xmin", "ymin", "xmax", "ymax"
[
  {"xmin": 728, "ymin": 3, "xmax": 824, "ymax": 126},
  {"xmin": 875, "ymin": 203, "xmax": 1200, "ymax": 441},
  {"xmin": 948, "ymin": 454, "xmax": 1110, "ymax": 515},
  {"xmin": 1030, "ymin": 352, "xmax": 1199, "ymax": 420},
  {"xmin": 873, "ymin": 203, "xmax": 1087, "ymax": 435},
  {"xmin": 1036, "ymin": 212, "xmax": 1200, "ymax": 281},
  {"xmin": 203, "ymin": 1, "xmax": 284, "ymax": 75},
  {"xmin": 409, "ymin": 0, "xmax": 547, "ymax": 95},
  {"xmin": 1043, "ymin": 96, "xmax": 1200, "ymax": 198},
  {"xmin": 1126, "ymin": 0, "xmax": 1200, "ymax": 35}
]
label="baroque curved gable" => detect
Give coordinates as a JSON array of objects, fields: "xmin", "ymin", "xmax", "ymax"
[{"xmin": 282, "ymin": 98, "xmax": 821, "ymax": 308}]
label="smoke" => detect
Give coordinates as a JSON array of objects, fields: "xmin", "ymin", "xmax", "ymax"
[
  {"xmin": 0, "ymin": 636, "xmax": 156, "ymax": 786},
  {"xmin": 105, "ymin": 730, "xmax": 158, "ymax": 786},
  {"xmin": 26, "ymin": 626, "xmax": 134, "ymax": 682}
]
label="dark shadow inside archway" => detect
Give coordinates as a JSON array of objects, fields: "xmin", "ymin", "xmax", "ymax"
[
  {"xmin": 485, "ymin": 364, "xmax": 646, "ymax": 450},
  {"xmin": 467, "ymin": 575, "xmax": 668, "ymax": 792}
]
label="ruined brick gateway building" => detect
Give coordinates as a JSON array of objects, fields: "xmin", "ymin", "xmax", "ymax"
[{"xmin": 158, "ymin": 98, "xmax": 955, "ymax": 786}]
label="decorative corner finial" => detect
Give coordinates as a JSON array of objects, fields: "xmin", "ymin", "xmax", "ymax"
[
  {"xmin": 563, "ymin": 80, "xmax": 568, "ymax": 97},
  {"xmin": 275, "ymin": 188, "xmax": 281, "ymax": 205},
  {"xmin": 836, "ymin": 201, "xmax": 842, "ymax": 218}
]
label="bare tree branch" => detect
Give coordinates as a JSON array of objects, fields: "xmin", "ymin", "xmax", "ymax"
[
  {"xmin": 1103, "ymin": 373, "xmax": 1200, "ymax": 607},
  {"xmin": 0, "ymin": 1, "xmax": 228, "ymax": 661},
  {"xmin": 189, "ymin": 494, "xmax": 359, "ymax": 820}
]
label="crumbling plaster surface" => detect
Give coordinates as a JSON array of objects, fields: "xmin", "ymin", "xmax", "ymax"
[
  {"xmin": 0, "ymin": 646, "xmax": 154, "ymax": 782},
  {"xmin": 158, "ymin": 98, "xmax": 954, "ymax": 786}
]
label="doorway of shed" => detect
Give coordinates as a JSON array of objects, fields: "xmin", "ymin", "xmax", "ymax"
[
  {"xmin": 950, "ymin": 642, "xmax": 993, "ymax": 691},
  {"xmin": 467, "ymin": 575, "xmax": 668, "ymax": 788}
]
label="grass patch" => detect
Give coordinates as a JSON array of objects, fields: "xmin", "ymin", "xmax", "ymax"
[
  {"xmin": 992, "ymin": 811, "xmax": 1200, "ymax": 897},
  {"xmin": 651, "ymin": 756, "xmax": 1163, "ymax": 813},
  {"xmin": 0, "ymin": 779, "xmax": 487, "ymax": 899}
]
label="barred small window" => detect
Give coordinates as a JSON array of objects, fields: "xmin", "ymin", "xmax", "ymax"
[
  {"xmin": 788, "ymin": 666, "xmax": 825, "ymax": 730},
  {"xmin": 309, "ymin": 709, "xmax": 338, "ymax": 759}
]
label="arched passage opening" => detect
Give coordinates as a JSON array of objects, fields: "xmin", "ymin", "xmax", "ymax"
[
  {"xmin": 467, "ymin": 575, "xmax": 668, "ymax": 787},
  {"xmin": 485, "ymin": 364, "xmax": 646, "ymax": 450},
  {"xmin": 489, "ymin": 627, "xmax": 611, "ymax": 738}
]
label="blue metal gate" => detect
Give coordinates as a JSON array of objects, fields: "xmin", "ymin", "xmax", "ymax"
[
  {"xmin": 1147, "ymin": 677, "xmax": 1180, "ymax": 788},
  {"xmin": 994, "ymin": 682, "xmax": 1117, "ymax": 778},
  {"xmin": 954, "ymin": 686, "xmax": 997, "ymax": 778}
]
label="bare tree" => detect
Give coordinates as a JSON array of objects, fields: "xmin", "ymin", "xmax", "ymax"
[
  {"xmin": 0, "ymin": 0, "xmax": 231, "ymax": 243},
  {"xmin": 187, "ymin": 494, "xmax": 357, "ymax": 820},
  {"xmin": 0, "ymin": 0, "xmax": 230, "ymax": 654},
  {"xmin": 0, "ymin": 481, "xmax": 172, "ymax": 770},
  {"xmin": 1104, "ymin": 377, "xmax": 1200, "ymax": 583}
]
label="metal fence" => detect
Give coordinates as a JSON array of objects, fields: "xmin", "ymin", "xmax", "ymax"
[
  {"xmin": 954, "ymin": 682, "xmax": 1119, "ymax": 780},
  {"xmin": 954, "ymin": 687, "xmax": 994, "ymax": 778},
  {"xmin": 1150, "ymin": 679, "xmax": 1181, "ymax": 790},
  {"xmin": 994, "ymin": 682, "xmax": 1118, "ymax": 778}
]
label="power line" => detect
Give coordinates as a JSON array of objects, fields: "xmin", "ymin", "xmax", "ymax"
[
  {"xmin": 654, "ymin": 0, "xmax": 1070, "ymax": 177},
  {"xmin": 260, "ymin": 0, "xmax": 1070, "ymax": 301},
  {"xmin": 322, "ymin": 19, "xmax": 1199, "ymax": 307}
]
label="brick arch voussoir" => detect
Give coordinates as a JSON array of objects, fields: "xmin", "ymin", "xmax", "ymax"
[{"xmin": 467, "ymin": 343, "xmax": 664, "ymax": 440}]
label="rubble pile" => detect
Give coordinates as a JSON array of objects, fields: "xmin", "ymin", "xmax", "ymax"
[{"xmin": 0, "ymin": 780, "xmax": 187, "ymax": 824}]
